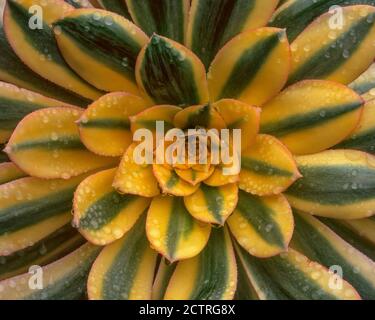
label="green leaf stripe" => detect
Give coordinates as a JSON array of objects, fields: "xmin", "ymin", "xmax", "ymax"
[
  {"xmin": 218, "ymin": 32, "xmax": 280, "ymax": 100},
  {"xmin": 0, "ymin": 224, "xmax": 85, "ymax": 281},
  {"xmin": 261, "ymin": 102, "xmax": 362, "ymax": 138},
  {"xmin": 127, "ymin": 0, "xmax": 186, "ymax": 43},
  {"xmin": 190, "ymin": 0, "xmax": 256, "ymax": 69},
  {"xmin": 190, "ymin": 228, "xmax": 230, "ymax": 299},
  {"xmin": 139, "ymin": 35, "xmax": 201, "ymax": 107},
  {"xmin": 166, "ymin": 197, "xmax": 194, "ymax": 260},
  {"xmin": 79, "ymin": 192, "xmax": 139, "ymax": 231},
  {"xmin": 0, "ymin": 187, "xmax": 76, "ymax": 235},
  {"xmin": 286, "ymin": 165, "xmax": 375, "ymax": 205},
  {"xmin": 236, "ymin": 190, "xmax": 285, "ymax": 249}
]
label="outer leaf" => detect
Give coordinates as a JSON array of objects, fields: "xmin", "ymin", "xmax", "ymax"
[
  {"xmin": 208, "ymin": 28, "xmax": 290, "ymax": 107},
  {"xmin": 136, "ymin": 34, "xmax": 209, "ymax": 107},
  {"xmin": 269, "ymin": 0, "xmax": 375, "ymax": 41},
  {"xmin": 0, "ymin": 174, "xmax": 85, "ymax": 256},
  {"xmin": 184, "ymin": 183, "xmax": 238, "ymax": 225},
  {"xmin": 228, "ymin": 191, "xmax": 294, "ymax": 258},
  {"xmin": 260, "ymin": 80, "xmax": 363, "ymax": 155},
  {"xmin": 146, "ymin": 196, "xmax": 211, "ymax": 262},
  {"xmin": 0, "ymin": 81, "xmax": 76, "ymax": 144},
  {"xmin": 6, "ymin": 107, "xmax": 117, "ymax": 179},
  {"xmin": 126, "ymin": 0, "xmax": 189, "ymax": 43},
  {"xmin": 0, "ymin": 223, "xmax": 84, "ymax": 281},
  {"xmin": 288, "ymin": 5, "xmax": 375, "ymax": 85},
  {"xmin": 0, "ymin": 243, "xmax": 100, "ymax": 300},
  {"xmin": 0, "ymin": 25, "xmax": 91, "ymax": 106},
  {"xmin": 350, "ymin": 63, "xmax": 375, "ymax": 99},
  {"xmin": 0, "ymin": 144, "xmax": 9, "ymax": 164},
  {"xmin": 152, "ymin": 258, "xmax": 177, "ymax": 300},
  {"xmin": 234, "ymin": 244, "xmax": 361, "ymax": 300},
  {"xmin": 98, "ymin": 0, "xmax": 132, "ymax": 20},
  {"xmin": 286, "ymin": 149, "xmax": 375, "ymax": 219},
  {"xmin": 88, "ymin": 215, "xmax": 157, "ymax": 300},
  {"xmin": 78, "ymin": 92, "xmax": 149, "ymax": 157},
  {"xmin": 164, "ymin": 227, "xmax": 237, "ymax": 300},
  {"xmin": 0, "ymin": 162, "xmax": 26, "ymax": 184},
  {"xmin": 187, "ymin": 0, "xmax": 279, "ymax": 69},
  {"xmin": 64, "ymin": 0, "xmax": 92, "ymax": 8},
  {"xmin": 318, "ymin": 217, "xmax": 375, "ymax": 261},
  {"xmin": 239, "ymin": 134, "xmax": 301, "ymax": 196},
  {"xmin": 292, "ymin": 211, "xmax": 375, "ymax": 300},
  {"xmin": 73, "ymin": 168, "xmax": 151, "ymax": 246},
  {"xmin": 3, "ymin": 0, "xmax": 101, "ymax": 100},
  {"xmin": 54, "ymin": 8, "xmax": 148, "ymax": 94},
  {"xmin": 334, "ymin": 99, "xmax": 375, "ymax": 154}
]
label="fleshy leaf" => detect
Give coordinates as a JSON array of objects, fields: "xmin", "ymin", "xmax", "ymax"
[
  {"xmin": 292, "ymin": 211, "xmax": 375, "ymax": 300},
  {"xmin": 173, "ymin": 104, "xmax": 226, "ymax": 130},
  {"xmin": 228, "ymin": 191, "xmax": 294, "ymax": 258},
  {"xmin": 286, "ymin": 149, "xmax": 375, "ymax": 219},
  {"xmin": 0, "ymin": 243, "xmax": 100, "ymax": 300},
  {"xmin": 0, "ymin": 81, "xmax": 75, "ymax": 144},
  {"xmin": 74, "ymin": 168, "xmax": 150, "ymax": 246},
  {"xmin": 164, "ymin": 227, "xmax": 237, "ymax": 300},
  {"xmin": 261, "ymin": 80, "xmax": 363, "ymax": 155},
  {"xmin": 187, "ymin": 0, "xmax": 279, "ymax": 68},
  {"xmin": 184, "ymin": 183, "xmax": 238, "ymax": 225},
  {"xmin": 270, "ymin": 0, "xmax": 375, "ymax": 42},
  {"xmin": 136, "ymin": 34, "xmax": 209, "ymax": 107},
  {"xmin": 334, "ymin": 99, "xmax": 375, "ymax": 154},
  {"xmin": 318, "ymin": 217, "xmax": 375, "ymax": 261},
  {"xmin": 239, "ymin": 134, "xmax": 301, "ymax": 196},
  {"xmin": 153, "ymin": 164, "xmax": 200, "ymax": 196},
  {"xmin": 208, "ymin": 27, "xmax": 290, "ymax": 107},
  {"xmin": 78, "ymin": 92, "xmax": 149, "ymax": 157},
  {"xmin": 213, "ymin": 99, "xmax": 260, "ymax": 150},
  {"xmin": 350, "ymin": 63, "xmax": 375, "ymax": 100},
  {"xmin": 130, "ymin": 105, "xmax": 181, "ymax": 133},
  {"xmin": 126, "ymin": 0, "xmax": 189, "ymax": 43},
  {"xmin": 152, "ymin": 258, "xmax": 177, "ymax": 300},
  {"xmin": 0, "ymin": 223, "xmax": 84, "ymax": 281},
  {"xmin": 6, "ymin": 107, "xmax": 117, "ymax": 179},
  {"xmin": 97, "ymin": 0, "xmax": 132, "ymax": 20},
  {"xmin": 234, "ymin": 244, "xmax": 361, "ymax": 300},
  {"xmin": 3, "ymin": 0, "xmax": 101, "ymax": 100},
  {"xmin": 54, "ymin": 8, "xmax": 148, "ymax": 94},
  {"xmin": 0, "ymin": 174, "xmax": 85, "ymax": 256},
  {"xmin": 146, "ymin": 196, "xmax": 211, "ymax": 262},
  {"xmin": 87, "ymin": 215, "xmax": 157, "ymax": 300},
  {"xmin": 113, "ymin": 144, "xmax": 160, "ymax": 197},
  {"xmin": 0, "ymin": 25, "xmax": 91, "ymax": 106},
  {"xmin": 0, "ymin": 162, "xmax": 26, "ymax": 184},
  {"xmin": 288, "ymin": 5, "xmax": 375, "ymax": 85}
]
